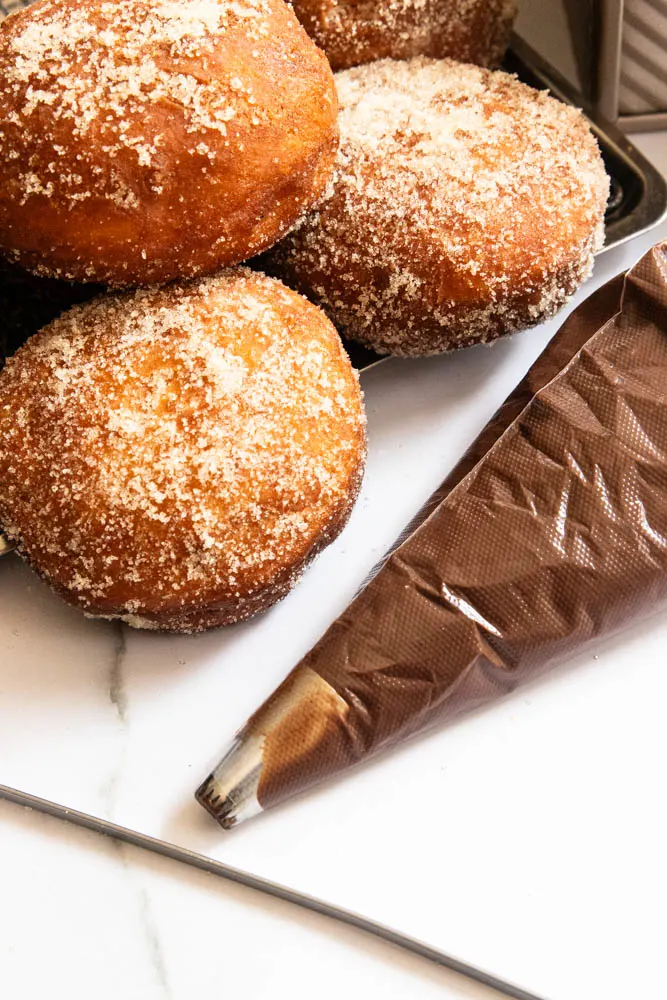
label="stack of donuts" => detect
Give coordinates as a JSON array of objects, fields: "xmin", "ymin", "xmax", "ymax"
[{"xmin": 0, "ymin": 0, "xmax": 609, "ymax": 633}]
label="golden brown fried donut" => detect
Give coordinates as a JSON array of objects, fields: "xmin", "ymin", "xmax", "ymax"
[
  {"xmin": 266, "ymin": 58, "xmax": 610, "ymax": 357},
  {"xmin": 290, "ymin": 0, "xmax": 517, "ymax": 71},
  {"xmin": 0, "ymin": 270, "xmax": 366, "ymax": 633},
  {"xmin": 0, "ymin": 0, "xmax": 338, "ymax": 286}
]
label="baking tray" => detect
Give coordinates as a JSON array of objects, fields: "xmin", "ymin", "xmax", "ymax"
[{"xmin": 0, "ymin": 22, "xmax": 665, "ymax": 369}]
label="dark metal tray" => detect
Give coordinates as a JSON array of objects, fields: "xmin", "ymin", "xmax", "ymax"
[{"xmin": 0, "ymin": 24, "xmax": 665, "ymax": 369}]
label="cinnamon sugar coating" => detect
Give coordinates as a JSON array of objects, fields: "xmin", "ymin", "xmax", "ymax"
[
  {"xmin": 0, "ymin": 270, "xmax": 366, "ymax": 632},
  {"xmin": 0, "ymin": 0, "xmax": 338, "ymax": 286},
  {"xmin": 291, "ymin": 0, "xmax": 517, "ymax": 72},
  {"xmin": 266, "ymin": 58, "xmax": 610, "ymax": 358}
]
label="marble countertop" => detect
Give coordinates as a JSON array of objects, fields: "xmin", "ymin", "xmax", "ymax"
[{"xmin": 2, "ymin": 132, "xmax": 667, "ymax": 1000}]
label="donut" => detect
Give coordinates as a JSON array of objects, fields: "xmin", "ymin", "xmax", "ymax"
[
  {"xmin": 265, "ymin": 59, "xmax": 610, "ymax": 358},
  {"xmin": 0, "ymin": 270, "xmax": 366, "ymax": 633},
  {"xmin": 0, "ymin": 0, "xmax": 338, "ymax": 286},
  {"xmin": 290, "ymin": 0, "xmax": 517, "ymax": 72}
]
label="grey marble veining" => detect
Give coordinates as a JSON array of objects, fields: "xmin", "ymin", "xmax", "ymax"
[
  {"xmin": 109, "ymin": 623, "xmax": 128, "ymax": 727},
  {"xmin": 139, "ymin": 887, "xmax": 174, "ymax": 1000}
]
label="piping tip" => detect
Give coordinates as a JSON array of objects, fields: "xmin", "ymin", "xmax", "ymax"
[
  {"xmin": 195, "ymin": 667, "xmax": 350, "ymax": 830},
  {"xmin": 195, "ymin": 734, "xmax": 264, "ymax": 829}
]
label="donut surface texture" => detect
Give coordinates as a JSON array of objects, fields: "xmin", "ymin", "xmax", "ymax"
[
  {"xmin": 266, "ymin": 58, "xmax": 610, "ymax": 357},
  {"xmin": 0, "ymin": 0, "xmax": 338, "ymax": 286},
  {"xmin": 291, "ymin": 0, "xmax": 517, "ymax": 71},
  {"xmin": 0, "ymin": 270, "xmax": 366, "ymax": 633}
]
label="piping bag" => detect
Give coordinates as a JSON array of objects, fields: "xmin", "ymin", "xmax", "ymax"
[{"xmin": 196, "ymin": 241, "xmax": 667, "ymax": 829}]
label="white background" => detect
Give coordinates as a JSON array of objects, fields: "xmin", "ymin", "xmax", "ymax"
[{"xmin": 1, "ymin": 135, "xmax": 667, "ymax": 1000}]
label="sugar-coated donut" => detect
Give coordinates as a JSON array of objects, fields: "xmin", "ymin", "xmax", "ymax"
[
  {"xmin": 0, "ymin": 0, "xmax": 338, "ymax": 286},
  {"xmin": 0, "ymin": 271, "xmax": 366, "ymax": 633},
  {"xmin": 290, "ymin": 0, "xmax": 517, "ymax": 72},
  {"xmin": 266, "ymin": 59, "xmax": 610, "ymax": 357}
]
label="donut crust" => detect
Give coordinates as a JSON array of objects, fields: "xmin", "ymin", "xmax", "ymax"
[
  {"xmin": 0, "ymin": 0, "xmax": 338, "ymax": 286},
  {"xmin": 290, "ymin": 0, "xmax": 517, "ymax": 71},
  {"xmin": 0, "ymin": 270, "xmax": 366, "ymax": 632},
  {"xmin": 266, "ymin": 59, "xmax": 610, "ymax": 357}
]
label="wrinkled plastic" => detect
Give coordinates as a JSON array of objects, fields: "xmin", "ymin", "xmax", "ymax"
[{"xmin": 199, "ymin": 242, "xmax": 667, "ymax": 819}]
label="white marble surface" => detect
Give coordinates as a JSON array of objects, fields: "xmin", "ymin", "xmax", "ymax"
[{"xmin": 2, "ymin": 132, "xmax": 667, "ymax": 1000}]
